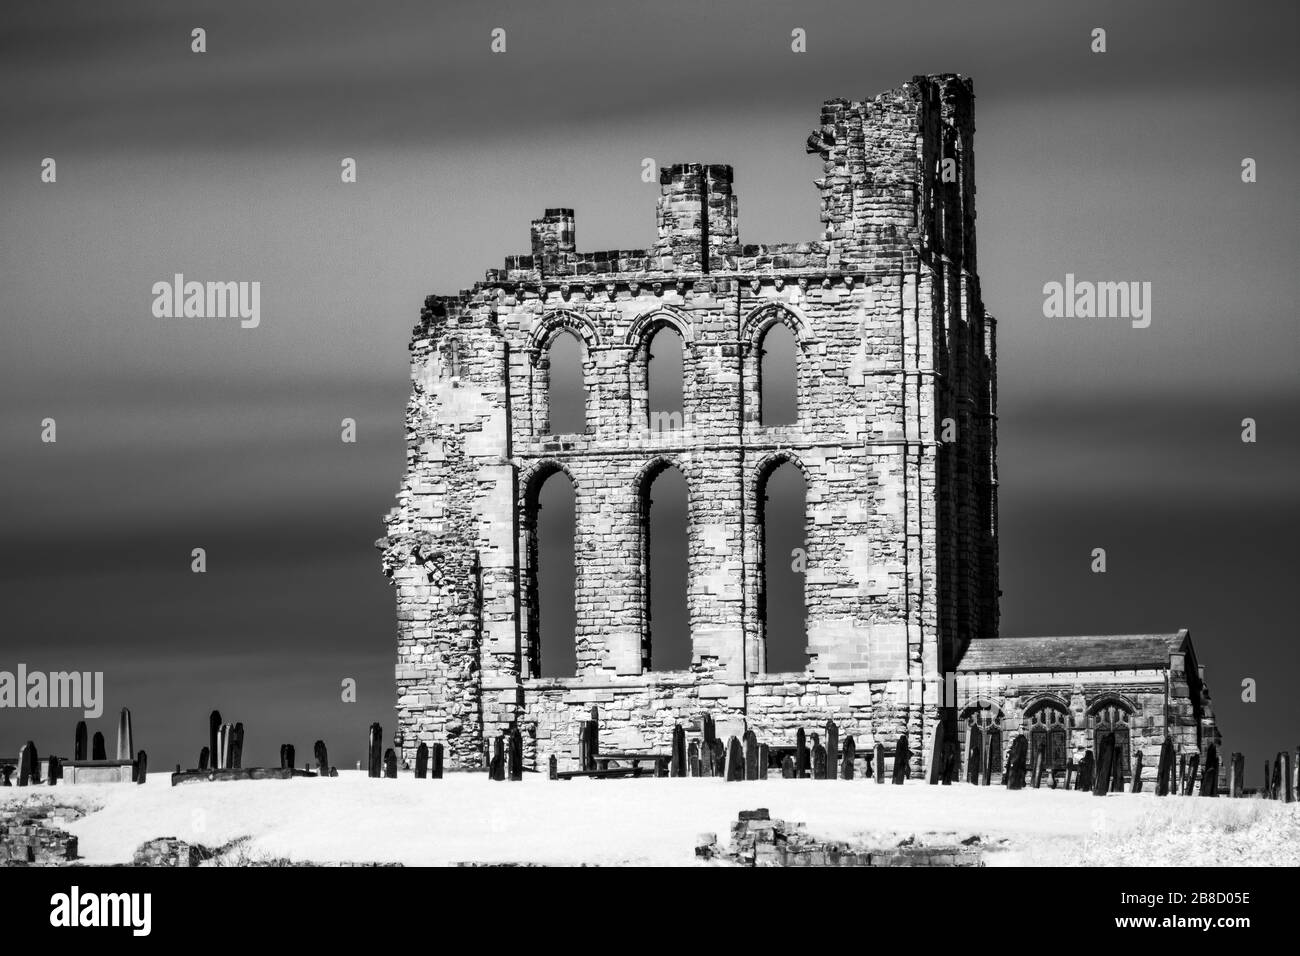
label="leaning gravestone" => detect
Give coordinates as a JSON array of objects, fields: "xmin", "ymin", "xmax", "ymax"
[
  {"xmin": 134, "ymin": 750, "xmax": 147, "ymax": 784},
  {"xmin": 758, "ymin": 743, "xmax": 769, "ymax": 780},
  {"xmin": 415, "ymin": 742, "xmax": 429, "ymax": 779},
  {"xmin": 92, "ymin": 731, "xmax": 106, "ymax": 761},
  {"xmin": 1184, "ymin": 753, "xmax": 1200, "ymax": 796},
  {"xmin": 1156, "ymin": 736, "xmax": 1174, "ymax": 796},
  {"xmin": 780, "ymin": 755, "xmax": 796, "ymax": 779},
  {"xmin": 208, "ymin": 711, "xmax": 221, "ymax": 774},
  {"xmin": 74, "ymin": 721, "xmax": 87, "ymax": 762},
  {"xmin": 383, "ymin": 748, "xmax": 398, "ymax": 779},
  {"xmin": 841, "ymin": 736, "xmax": 856, "ymax": 780},
  {"xmin": 825, "ymin": 721, "xmax": 838, "ymax": 781},
  {"xmin": 1030, "ymin": 744, "xmax": 1044, "ymax": 789},
  {"xmin": 1130, "ymin": 751, "xmax": 1144, "ymax": 793},
  {"xmin": 743, "ymin": 730, "xmax": 759, "ymax": 781},
  {"xmin": 927, "ymin": 722, "xmax": 947, "ymax": 785},
  {"xmin": 725, "ymin": 736, "xmax": 744, "ymax": 781},
  {"xmin": 199, "ymin": 746, "xmax": 210, "ymax": 771},
  {"xmin": 368, "ymin": 723, "xmax": 382, "ymax": 778},
  {"xmin": 431, "ymin": 743, "xmax": 444, "ymax": 779},
  {"xmin": 1200, "ymin": 745, "xmax": 1219, "ymax": 797},
  {"xmin": 1006, "ymin": 735, "xmax": 1028, "ymax": 790},
  {"xmin": 1092, "ymin": 733, "xmax": 1115, "ymax": 796},
  {"xmin": 314, "ymin": 740, "xmax": 329, "ymax": 776},
  {"xmin": 1109, "ymin": 743, "xmax": 1124, "ymax": 794},
  {"xmin": 891, "ymin": 735, "xmax": 911, "ymax": 784},
  {"xmin": 812, "ymin": 742, "xmax": 827, "ymax": 780},
  {"xmin": 795, "ymin": 729, "xmax": 809, "ymax": 778},
  {"xmin": 671, "ymin": 724, "xmax": 686, "ymax": 778},
  {"xmin": 688, "ymin": 740, "xmax": 700, "ymax": 777}
]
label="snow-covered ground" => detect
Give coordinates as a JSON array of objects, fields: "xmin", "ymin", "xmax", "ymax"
[{"xmin": 5, "ymin": 772, "xmax": 1298, "ymax": 866}]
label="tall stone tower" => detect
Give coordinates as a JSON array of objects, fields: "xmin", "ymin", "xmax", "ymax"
[{"xmin": 379, "ymin": 74, "xmax": 998, "ymax": 772}]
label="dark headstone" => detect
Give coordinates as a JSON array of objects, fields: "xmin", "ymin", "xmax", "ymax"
[
  {"xmin": 1077, "ymin": 750, "xmax": 1095, "ymax": 791},
  {"xmin": 134, "ymin": 750, "xmax": 147, "ymax": 784},
  {"xmin": 671, "ymin": 724, "xmax": 686, "ymax": 777},
  {"xmin": 47, "ymin": 754, "xmax": 62, "ymax": 784},
  {"xmin": 688, "ymin": 740, "xmax": 700, "ymax": 777},
  {"xmin": 812, "ymin": 742, "xmax": 828, "ymax": 780},
  {"xmin": 702, "ymin": 713, "xmax": 716, "ymax": 745},
  {"xmin": 1131, "ymin": 751, "xmax": 1144, "ymax": 793},
  {"xmin": 743, "ymin": 730, "xmax": 759, "ymax": 781},
  {"xmin": 383, "ymin": 747, "xmax": 398, "ymax": 779},
  {"xmin": 1179, "ymin": 755, "xmax": 1188, "ymax": 793},
  {"xmin": 1228, "ymin": 752, "xmax": 1243, "ymax": 797},
  {"xmin": 927, "ymin": 722, "xmax": 947, "ymax": 785},
  {"xmin": 232, "ymin": 722, "xmax": 245, "ymax": 770},
  {"xmin": 1200, "ymin": 745, "xmax": 1219, "ymax": 797},
  {"xmin": 0, "ymin": 765, "xmax": 12, "ymax": 786},
  {"xmin": 1270, "ymin": 755, "xmax": 1282, "ymax": 800},
  {"xmin": 279, "ymin": 744, "xmax": 294, "ymax": 771},
  {"xmin": 795, "ymin": 729, "xmax": 809, "ymax": 778},
  {"xmin": 314, "ymin": 740, "xmax": 329, "ymax": 776},
  {"xmin": 891, "ymin": 735, "xmax": 911, "ymax": 784},
  {"xmin": 490, "ymin": 736, "xmax": 505, "ymax": 781},
  {"xmin": 725, "ymin": 736, "xmax": 744, "ymax": 781},
  {"xmin": 1184, "ymin": 753, "xmax": 1200, "ymax": 796},
  {"xmin": 873, "ymin": 743, "xmax": 885, "ymax": 783},
  {"xmin": 74, "ymin": 721, "xmax": 87, "ymax": 762},
  {"xmin": 1110, "ymin": 742, "xmax": 1124, "ymax": 794},
  {"xmin": 711, "ymin": 739, "xmax": 725, "ymax": 778},
  {"xmin": 758, "ymin": 743, "xmax": 769, "ymax": 779},
  {"xmin": 1065, "ymin": 759, "xmax": 1074, "ymax": 791},
  {"xmin": 368, "ymin": 723, "xmax": 382, "ymax": 778},
  {"xmin": 208, "ymin": 711, "xmax": 221, "ymax": 774},
  {"xmin": 825, "ymin": 721, "xmax": 838, "ymax": 780},
  {"xmin": 508, "ymin": 726, "xmax": 524, "ymax": 781},
  {"xmin": 92, "ymin": 731, "xmax": 106, "ymax": 761},
  {"xmin": 415, "ymin": 742, "xmax": 429, "ymax": 778},
  {"xmin": 1006, "ymin": 735, "xmax": 1028, "ymax": 790},
  {"xmin": 1156, "ymin": 736, "xmax": 1174, "ymax": 796},
  {"xmin": 431, "ymin": 742, "xmax": 444, "ymax": 779},
  {"xmin": 18, "ymin": 741, "xmax": 37, "ymax": 786},
  {"xmin": 548, "ymin": 754, "xmax": 558, "ymax": 780},
  {"xmin": 841, "ymin": 736, "xmax": 856, "ymax": 780},
  {"xmin": 1030, "ymin": 744, "xmax": 1044, "ymax": 789},
  {"xmin": 780, "ymin": 755, "xmax": 796, "ymax": 779},
  {"xmin": 199, "ymin": 746, "xmax": 210, "ymax": 771},
  {"xmin": 942, "ymin": 736, "xmax": 960, "ymax": 785},
  {"xmin": 1279, "ymin": 751, "xmax": 1292, "ymax": 803},
  {"xmin": 1093, "ymin": 733, "xmax": 1115, "ymax": 796}
]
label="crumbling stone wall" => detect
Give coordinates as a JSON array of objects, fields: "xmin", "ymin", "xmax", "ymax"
[{"xmin": 380, "ymin": 75, "xmax": 998, "ymax": 770}]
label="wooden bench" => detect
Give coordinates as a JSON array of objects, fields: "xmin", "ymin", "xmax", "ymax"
[
  {"xmin": 555, "ymin": 766, "xmax": 656, "ymax": 780},
  {"xmin": 594, "ymin": 753, "xmax": 670, "ymax": 774}
]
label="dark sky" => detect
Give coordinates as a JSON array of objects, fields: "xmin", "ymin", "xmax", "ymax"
[{"xmin": 1, "ymin": 0, "xmax": 1296, "ymax": 770}]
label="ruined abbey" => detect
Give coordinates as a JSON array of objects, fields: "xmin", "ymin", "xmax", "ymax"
[{"xmin": 378, "ymin": 75, "xmax": 1221, "ymax": 780}]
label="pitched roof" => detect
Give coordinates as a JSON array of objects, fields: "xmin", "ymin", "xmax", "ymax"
[{"xmin": 955, "ymin": 630, "xmax": 1190, "ymax": 673}]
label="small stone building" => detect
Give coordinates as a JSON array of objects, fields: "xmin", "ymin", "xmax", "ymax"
[{"xmin": 378, "ymin": 74, "xmax": 1222, "ymax": 775}]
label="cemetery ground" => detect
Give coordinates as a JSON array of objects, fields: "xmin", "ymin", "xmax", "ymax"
[{"xmin": 3, "ymin": 772, "xmax": 1298, "ymax": 867}]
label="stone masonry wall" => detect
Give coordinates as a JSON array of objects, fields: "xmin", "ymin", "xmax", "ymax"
[{"xmin": 380, "ymin": 75, "xmax": 998, "ymax": 770}]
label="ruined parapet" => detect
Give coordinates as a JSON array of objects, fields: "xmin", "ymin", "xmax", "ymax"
[{"xmin": 653, "ymin": 163, "xmax": 739, "ymax": 273}]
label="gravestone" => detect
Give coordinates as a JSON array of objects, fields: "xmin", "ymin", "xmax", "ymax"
[
  {"xmin": 18, "ymin": 741, "xmax": 37, "ymax": 786},
  {"xmin": 1093, "ymin": 733, "xmax": 1115, "ymax": 796},
  {"xmin": 1228, "ymin": 752, "xmax": 1243, "ymax": 797},
  {"xmin": 314, "ymin": 740, "xmax": 329, "ymax": 776},
  {"xmin": 841, "ymin": 736, "xmax": 856, "ymax": 780},
  {"xmin": 702, "ymin": 713, "xmax": 715, "ymax": 746},
  {"xmin": 74, "ymin": 721, "xmax": 87, "ymax": 762},
  {"xmin": 1200, "ymin": 745, "xmax": 1219, "ymax": 797},
  {"xmin": 383, "ymin": 748, "xmax": 398, "ymax": 778},
  {"xmin": 48, "ymin": 754, "xmax": 62, "ymax": 784},
  {"xmin": 795, "ymin": 729, "xmax": 809, "ymax": 778},
  {"xmin": 1030, "ymin": 744, "xmax": 1044, "ymax": 789},
  {"xmin": 431, "ymin": 743, "xmax": 444, "ymax": 779},
  {"xmin": 199, "ymin": 746, "xmax": 210, "ymax": 771},
  {"xmin": 1065, "ymin": 759, "xmax": 1074, "ymax": 791},
  {"xmin": 1130, "ymin": 751, "xmax": 1144, "ymax": 793},
  {"xmin": 943, "ymin": 737, "xmax": 960, "ymax": 785},
  {"xmin": 117, "ymin": 707, "xmax": 134, "ymax": 761},
  {"xmin": 812, "ymin": 742, "xmax": 827, "ymax": 780},
  {"xmin": 725, "ymin": 736, "xmax": 744, "ymax": 781},
  {"xmin": 1178, "ymin": 755, "xmax": 1188, "ymax": 793},
  {"xmin": 415, "ymin": 742, "xmax": 428, "ymax": 778},
  {"xmin": 688, "ymin": 740, "xmax": 700, "ymax": 777},
  {"xmin": 927, "ymin": 722, "xmax": 946, "ymax": 785},
  {"xmin": 508, "ymin": 727, "xmax": 524, "ymax": 781},
  {"xmin": 0, "ymin": 765, "xmax": 12, "ymax": 786},
  {"xmin": 232, "ymin": 723, "xmax": 245, "ymax": 770},
  {"xmin": 891, "ymin": 735, "xmax": 911, "ymax": 784},
  {"xmin": 281, "ymin": 744, "xmax": 296, "ymax": 771},
  {"xmin": 758, "ymin": 743, "xmax": 769, "ymax": 779},
  {"xmin": 873, "ymin": 743, "xmax": 885, "ymax": 784},
  {"xmin": 92, "ymin": 731, "xmax": 106, "ymax": 761},
  {"xmin": 1077, "ymin": 750, "xmax": 1095, "ymax": 791},
  {"xmin": 780, "ymin": 755, "xmax": 796, "ymax": 779},
  {"xmin": 134, "ymin": 750, "xmax": 147, "ymax": 783},
  {"xmin": 825, "ymin": 721, "xmax": 838, "ymax": 781},
  {"xmin": 490, "ymin": 737, "xmax": 505, "ymax": 781},
  {"xmin": 1156, "ymin": 736, "xmax": 1174, "ymax": 796},
  {"xmin": 368, "ymin": 723, "xmax": 382, "ymax": 778},
  {"xmin": 1270, "ymin": 755, "xmax": 1282, "ymax": 800},
  {"xmin": 711, "ymin": 739, "xmax": 725, "ymax": 778},
  {"xmin": 1263, "ymin": 760, "xmax": 1272, "ymax": 799},
  {"xmin": 1006, "ymin": 735, "xmax": 1028, "ymax": 790},
  {"xmin": 208, "ymin": 711, "xmax": 221, "ymax": 775},
  {"xmin": 1184, "ymin": 753, "xmax": 1200, "ymax": 796},
  {"xmin": 1280, "ymin": 751, "xmax": 1293, "ymax": 803},
  {"xmin": 743, "ymin": 730, "xmax": 759, "ymax": 781},
  {"xmin": 671, "ymin": 724, "xmax": 686, "ymax": 777},
  {"xmin": 548, "ymin": 754, "xmax": 558, "ymax": 780}
]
